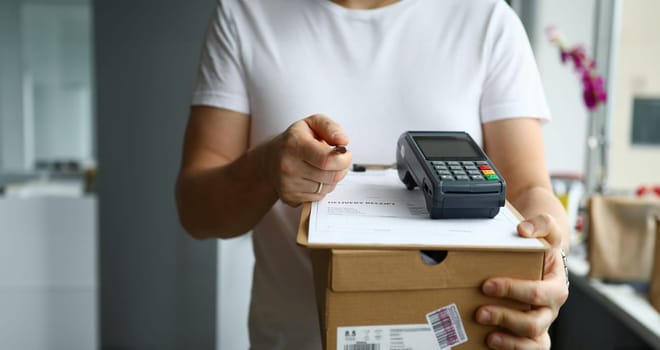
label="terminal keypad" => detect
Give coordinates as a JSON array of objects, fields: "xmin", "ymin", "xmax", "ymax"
[{"xmin": 431, "ymin": 161, "xmax": 500, "ymax": 181}]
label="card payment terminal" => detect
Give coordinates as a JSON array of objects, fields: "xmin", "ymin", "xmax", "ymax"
[{"xmin": 396, "ymin": 131, "xmax": 506, "ymax": 219}]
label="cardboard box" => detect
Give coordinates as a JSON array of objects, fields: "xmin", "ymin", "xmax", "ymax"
[{"xmin": 298, "ymin": 203, "xmax": 546, "ymax": 350}]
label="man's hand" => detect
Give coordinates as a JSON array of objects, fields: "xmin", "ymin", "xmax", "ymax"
[
  {"xmin": 475, "ymin": 213, "xmax": 569, "ymax": 349},
  {"xmin": 264, "ymin": 114, "xmax": 353, "ymax": 207}
]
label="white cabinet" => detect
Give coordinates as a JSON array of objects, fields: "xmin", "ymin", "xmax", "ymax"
[
  {"xmin": 217, "ymin": 233, "xmax": 254, "ymax": 350},
  {"xmin": 0, "ymin": 197, "xmax": 97, "ymax": 350}
]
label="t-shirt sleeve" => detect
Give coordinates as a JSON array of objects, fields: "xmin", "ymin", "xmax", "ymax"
[
  {"xmin": 191, "ymin": 1, "xmax": 250, "ymax": 114},
  {"xmin": 480, "ymin": 2, "xmax": 550, "ymax": 124}
]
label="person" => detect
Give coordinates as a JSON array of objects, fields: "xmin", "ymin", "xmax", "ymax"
[{"xmin": 175, "ymin": 0, "xmax": 570, "ymax": 349}]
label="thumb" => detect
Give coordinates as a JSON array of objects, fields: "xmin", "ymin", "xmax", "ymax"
[
  {"xmin": 304, "ymin": 114, "xmax": 349, "ymax": 146},
  {"xmin": 518, "ymin": 213, "xmax": 562, "ymax": 247}
]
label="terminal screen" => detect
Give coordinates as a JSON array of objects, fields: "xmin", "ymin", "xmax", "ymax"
[{"xmin": 413, "ymin": 136, "xmax": 481, "ymax": 160}]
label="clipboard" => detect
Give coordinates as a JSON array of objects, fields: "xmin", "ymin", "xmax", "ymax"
[{"xmin": 297, "ymin": 200, "xmax": 548, "ymax": 252}]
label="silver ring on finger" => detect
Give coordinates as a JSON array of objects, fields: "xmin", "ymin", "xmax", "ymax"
[{"xmin": 315, "ymin": 181, "xmax": 324, "ymax": 194}]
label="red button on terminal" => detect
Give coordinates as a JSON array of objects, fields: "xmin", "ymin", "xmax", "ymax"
[{"xmin": 478, "ymin": 165, "xmax": 491, "ymax": 170}]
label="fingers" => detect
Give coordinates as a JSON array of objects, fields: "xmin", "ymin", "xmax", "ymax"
[
  {"xmin": 304, "ymin": 114, "xmax": 350, "ymax": 147},
  {"xmin": 476, "ymin": 306, "xmax": 553, "ymax": 339},
  {"xmin": 479, "ymin": 213, "xmax": 567, "ymax": 349},
  {"xmin": 276, "ymin": 153, "xmax": 350, "ymax": 206},
  {"xmin": 303, "ymin": 168, "xmax": 349, "ymax": 191},
  {"xmin": 481, "ymin": 273, "xmax": 568, "ymax": 316},
  {"xmin": 517, "ymin": 213, "xmax": 563, "ymax": 248},
  {"xmin": 271, "ymin": 114, "xmax": 352, "ymax": 206},
  {"xmin": 482, "ymin": 278, "xmax": 548, "ymax": 307},
  {"xmin": 280, "ymin": 154, "xmax": 350, "ymax": 185},
  {"xmin": 281, "ymin": 169, "xmax": 345, "ymax": 195},
  {"xmin": 478, "ymin": 257, "xmax": 569, "ymax": 349},
  {"xmin": 288, "ymin": 114, "xmax": 352, "ymax": 173},
  {"xmin": 514, "ymin": 212, "xmax": 570, "ymax": 304},
  {"xmin": 484, "ymin": 331, "xmax": 551, "ymax": 350},
  {"xmin": 296, "ymin": 137, "xmax": 352, "ymax": 170},
  {"xmin": 284, "ymin": 115, "xmax": 352, "ymax": 171}
]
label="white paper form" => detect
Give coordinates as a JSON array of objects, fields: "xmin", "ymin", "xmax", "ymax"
[{"xmin": 308, "ymin": 169, "xmax": 545, "ymax": 249}]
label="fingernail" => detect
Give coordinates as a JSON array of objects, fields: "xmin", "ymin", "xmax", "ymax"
[
  {"xmin": 520, "ymin": 221, "xmax": 535, "ymax": 235},
  {"xmin": 490, "ymin": 334, "xmax": 502, "ymax": 348},
  {"xmin": 483, "ymin": 281, "xmax": 497, "ymax": 296},
  {"xmin": 477, "ymin": 309, "xmax": 491, "ymax": 323}
]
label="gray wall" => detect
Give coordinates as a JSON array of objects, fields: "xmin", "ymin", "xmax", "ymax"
[
  {"xmin": 0, "ymin": 0, "xmax": 25, "ymax": 171},
  {"xmin": 95, "ymin": 0, "xmax": 217, "ymax": 348}
]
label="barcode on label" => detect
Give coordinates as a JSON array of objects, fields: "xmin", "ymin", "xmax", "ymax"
[
  {"xmin": 344, "ymin": 342, "xmax": 380, "ymax": 350},
  {"xmin": 425, "ymin": 304, "xmax": 467, "ymax": 349},
  {"xmin": 428, "ymin": 309, "xmax": 458, "ymax": 348}
]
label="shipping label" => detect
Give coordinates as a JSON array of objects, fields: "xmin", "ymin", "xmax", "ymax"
[
  {"xmin": 336, "ymin": 324, "xmax": 439, "ymax": 350},
  {"xmin": 425, "ymin": 303, "xmax": 468, "ymax": 349}
]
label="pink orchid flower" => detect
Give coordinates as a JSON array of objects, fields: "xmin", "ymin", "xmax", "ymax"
[{"xmin": 546, "ymin": 26, "xmax": 607, "ymax": 111}]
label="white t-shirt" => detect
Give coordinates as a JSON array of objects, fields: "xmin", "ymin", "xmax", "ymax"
[{"xmin": 192, "ymin": 0, "xmax": 550, "ymax": 348}]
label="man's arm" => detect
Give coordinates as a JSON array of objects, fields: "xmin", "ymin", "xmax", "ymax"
[
  {"xmin": 482, "ymin": 118, "xmax": 569, "ymax": 251},
  {"xmin": 176, "ymin": 106, "xmax": 277, "ymax": 238},
  {"xmin": 476, "ymin": 117, "xmax": 570, "ymax": 349},
  {"xmin": 175, "ymin": 106, "xmax": 352, "ymax": 239}
]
